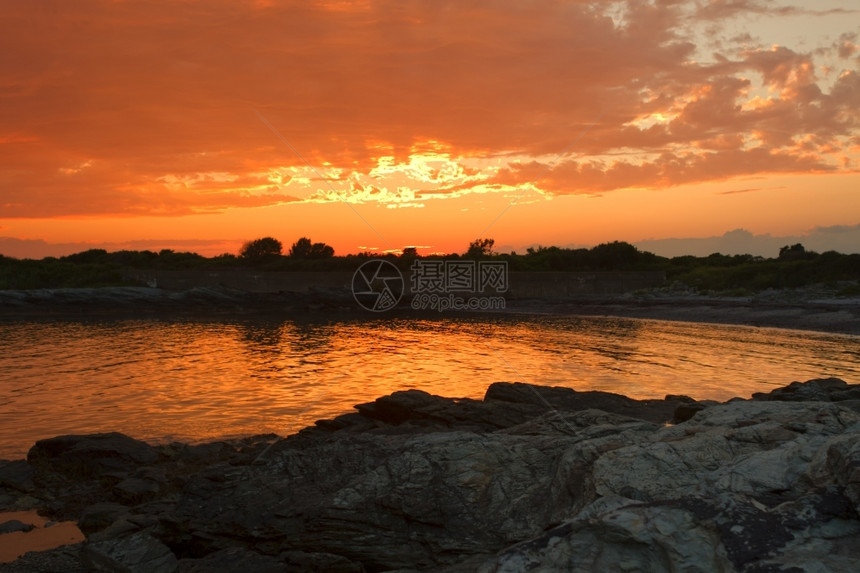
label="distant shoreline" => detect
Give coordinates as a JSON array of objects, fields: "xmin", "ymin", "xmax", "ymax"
[
  {"xmin": 1, "ymin": 286, "xmax": 859, "ymax": 335},
  {"xmin": 506, "ymin": 296, "xmax": 860, "ymax": 335}
]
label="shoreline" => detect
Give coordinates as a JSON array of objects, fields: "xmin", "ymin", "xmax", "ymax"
[
  {"xmin": 2, "ymin": 285, "xmax": 860, "ymax": 334},
  {"xmin": 505, "ymin": 296, "xmax": 860, "ymax": 335},
  {"xmin": 2, "ymin": 378, "xmax": 860, "ymax": 571}
]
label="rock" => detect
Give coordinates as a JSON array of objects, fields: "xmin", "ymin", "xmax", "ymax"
[
  {"xmin": 113, "ymin": 477, "xmax": 162, "ymax": 505},
  {"xmin": 0, "ymin": 518, "xmax": 35, "ymax": 533},
  {"xmin": 6, "ymin": 379, "xmax": 860, "ymax": 572},
  {"xmin": 164, "ymin": 430, "xmax": 583, "ymax": 569},
  {"xmin": 279, "ymin": 550, "xmax": 365, "ymax": 572},
  {"xmin": 479, "ymin": 496, "xmax": 735, "ymax": 572},
  {"xmin": 0, "ymin": 459, "xmax": 36, "ymax": 493},
  {"xmin": 593, "ymin": 401, "xmax": 860, "ymax": 503},
  {"xmin": 481, "ymin": 489, "xmax": 860, "ymax": 572},
  {"xmin": 81, "ymin": 531, "xmax": 178, "ymax": 573},
  {"xmin": 673, "ymin": 401, "xmax": 708, "ymax": 423},
  {"xmin": 27, "ymin": 432, "xmax": 159, "ymax": 478},
  {"xmin": 484, "ymin": 381, "xmax": 683, "ymax": 424},
  {"xmin": 159, "ymin": 407, "xmax": 664, "ymax": 571},
  {"xmin": 175, "ymin": 547, "xmax": 364, "ymax": 573},
  {"xmin": 175, "ymin": 548, "xmax": 285, "ymax": 573},
  {"xmin": 751, "ymin": 377, "xmax": 848, "ymax": 402},
  {"xmin": 665, "ymin": 394, "xmax": 696, "ymax": 403},
  {"xmin": 352, "ymin": 388, "xmax": 542, "ymax": 432},
  {"xmin": 22, "ymin": 432, "xmax": 163, "ymax": 518},
  {"xmin": 832, "ymin": 387, "xmax": 860, "ymax": 401},
  {"xmin": 78, "ymin": 502, "xmax": 130, "ymax": 536},
  {"xmin": 808, "ymin": 432, "xmax": 860, "ymax": 513},
  {"xmin": 482, "ymin": 398, "xmax": 860, "ymax": 572},
  {"xmin": 0, "ymin": 543, "xmax": 89, "ymax": 573},
  {"xmin": 310, "ymin": 383, "xmax": 701, "ymax": 441},
  {"xmin": 493, "ymin": 400, "xmax": 860, "ymax": 571}
]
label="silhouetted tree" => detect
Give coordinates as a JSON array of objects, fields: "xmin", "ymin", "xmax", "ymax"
[
  {"xmin": 289, "ymin": 237, "xmax": 312, "ymax": 258},
  {"xmin": 466, "ymin": 238, "xmax": 495, "ymax": 258},
  {"xmin": 62, "ymin": 249, "xmax": 109, "ymax": 264},
  {"xmin": 310, "ymin": 242, "xmax": 335, "ymax": 258},
  {"xmin": 289, "ymin": 237, "xmax": 334, "ymax": 259},
  {"xmin": 778, "ymin": 243, "xmax": 807, "ymax": 260},
  {"xmin": 590, "ymin": 241, "xmax": 641, "ymax": 269},
  {"xmin": 210, "ymin": 253, "xmax": 238, "ymax": 266},
  {"xmin": 239, "ymin": 237, "xmax": 283, "ymax": 263},
  {"xmin": 401, "ymin": 247, "xmax": 418, "ymax": 258}
]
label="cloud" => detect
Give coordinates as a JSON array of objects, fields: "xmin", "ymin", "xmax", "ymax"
[
  {"xmin": 0, "ymin": 0, "xmax": 858, "ymax": 216},
  {"xmin": 717, "ymin": 185, "xmax": 787, "ymax": 194},
  {"xmin": 635, "ymin": 224, "xmax": 860, "ymax": 257}
]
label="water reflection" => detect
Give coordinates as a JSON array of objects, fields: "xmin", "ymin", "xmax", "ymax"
[{"xmin": 0, "ymin": 315, "xmax": 857, "ymax": 459}]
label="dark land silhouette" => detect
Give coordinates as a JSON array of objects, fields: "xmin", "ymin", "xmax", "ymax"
[{"xmin": 2, "ymin": 238, "xmax": 859, "ymax": 296}]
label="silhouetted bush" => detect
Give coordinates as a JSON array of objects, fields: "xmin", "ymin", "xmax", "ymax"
[
  {"xmin": 289, "ymin": 237, "xmax": 335, "ymax": 259},
  {"xmin": 239, "ymin": 237, "xmax": 283, "ymax": 264}
]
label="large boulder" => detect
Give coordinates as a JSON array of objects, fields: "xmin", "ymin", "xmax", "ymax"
[
  {"xmin": 27, "ymin": 432, "xmax": 159, "ymax": 478},
  {"xmin": 481, "ymin": 400, "xmax": 860, "ymax": 572}
]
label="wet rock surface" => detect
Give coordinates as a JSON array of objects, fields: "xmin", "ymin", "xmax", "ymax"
[{"xmin": 2, "ymin": 378, "xmax": 860, "ymax": 572}]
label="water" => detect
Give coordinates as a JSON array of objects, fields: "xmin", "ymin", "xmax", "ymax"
[{"xmin": 1, "ymin": 315, "xmax": 858, "ymax": 459}]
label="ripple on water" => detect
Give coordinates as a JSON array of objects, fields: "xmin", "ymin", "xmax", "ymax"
[{"xmin": 0, "ymin": 315, "xmax": 857, "ymax": 459}]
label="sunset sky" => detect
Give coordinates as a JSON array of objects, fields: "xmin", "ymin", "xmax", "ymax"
[{"xmin": 2, "ymin": 0, "xmax": 859, "ymax": 259}]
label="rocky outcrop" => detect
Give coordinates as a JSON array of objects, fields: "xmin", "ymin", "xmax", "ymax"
[
  {"xmin": 2, "ymin": 379, "xmax": 860, "ymax": 572},
  {"xmin": 752, "ymin": 376, "xmax": 860, "ymax": 406}
]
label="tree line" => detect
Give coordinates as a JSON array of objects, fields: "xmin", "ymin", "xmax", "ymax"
[{"xmin": 1, "ymin": 237, "xmax": 858, "ymax": 295}]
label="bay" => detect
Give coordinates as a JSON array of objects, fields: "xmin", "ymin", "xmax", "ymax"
[{"xmin": 1, "ymin": 314, "xmax": 857, "ymax": 459}]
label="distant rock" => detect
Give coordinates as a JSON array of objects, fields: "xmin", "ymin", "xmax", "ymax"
[
  {"xmin": 753, "ymin": 376, "xmax": 856, "ymax": 401},
  {"xmin": 751, "ymin": 377, "xmax": 860, "ymax": 416},
  {"xmin": 484, "ymin": 381, "xmax": 683, "ymax": 424},
  {"xmin": 2, "ymin": 378, "xmax": 860, "ymax": 571}
]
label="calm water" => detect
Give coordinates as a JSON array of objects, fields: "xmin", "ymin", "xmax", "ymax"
[{"xmin": 1, "ymin": 315, "xmax": 858, "ymax": 459}]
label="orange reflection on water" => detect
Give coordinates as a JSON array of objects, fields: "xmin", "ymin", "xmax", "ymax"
[{"xmin": 0, "ymin": 316, "xmax": 857, "ymax": 459}]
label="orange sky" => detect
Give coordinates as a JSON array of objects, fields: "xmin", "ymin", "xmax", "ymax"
[{"xmin": 1, "ymin": 0, "xmax": 859, "ymax": 258}]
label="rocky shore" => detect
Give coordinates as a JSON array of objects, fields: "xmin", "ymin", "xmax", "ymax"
[
  {"xmin": 2, "ymin": 378, "xmax": 860, "ymax": 572},
  {"xmin": 2, "ymin": 285, "xmax": 860, "ymax": 334}
]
